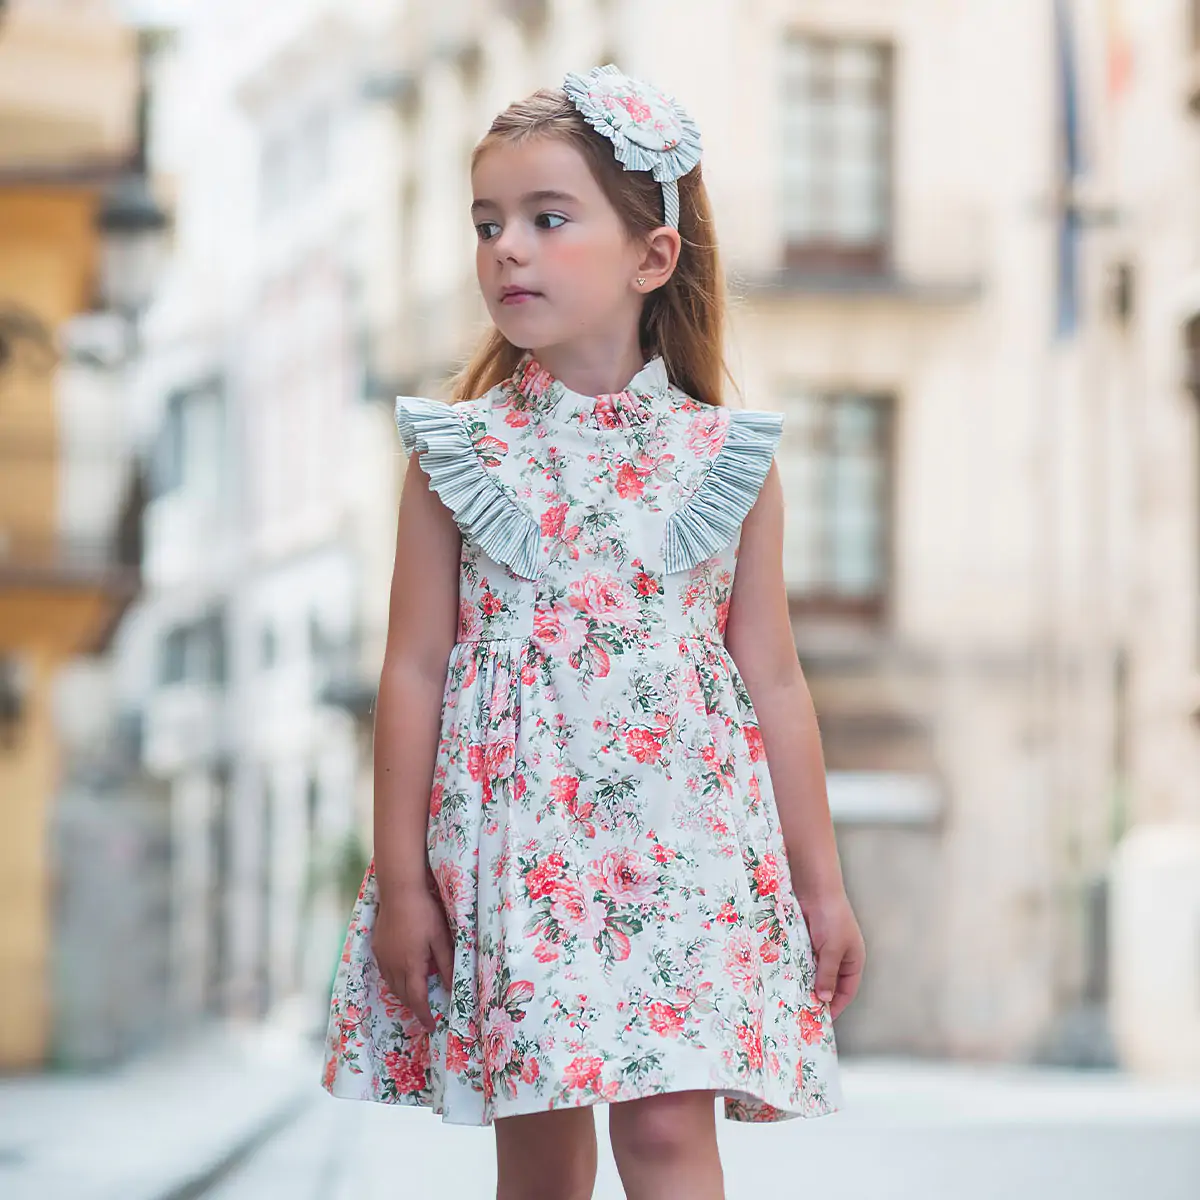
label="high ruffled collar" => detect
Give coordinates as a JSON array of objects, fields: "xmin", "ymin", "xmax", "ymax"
[{"xmin": 508, "ymin": 352, "xmax": 671, "ymax": 429}]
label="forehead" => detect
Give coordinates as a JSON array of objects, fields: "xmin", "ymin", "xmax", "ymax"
[{"xmin": 471, "ymin": 135, "xmax": 603, "ymax": 201}]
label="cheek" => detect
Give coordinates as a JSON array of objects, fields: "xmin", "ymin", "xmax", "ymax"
[{"xmin": 543, "ymin": 237, "xmax": 631, "ymax": 294}]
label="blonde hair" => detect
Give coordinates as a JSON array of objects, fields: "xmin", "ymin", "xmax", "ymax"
[{"xmin": 449, "ymin": 86, "xmax": 731, "ymax": 408}]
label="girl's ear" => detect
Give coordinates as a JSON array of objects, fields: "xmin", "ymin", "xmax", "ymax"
[{"xmin": 635, "ymin": 226, "xmax": 683, "ymax": 293}]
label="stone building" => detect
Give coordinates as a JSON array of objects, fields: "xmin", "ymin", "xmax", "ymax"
[
  {"xmin": 122, "ymin": 0, "xmax": 1198, "ymax": 1066},
  {"xmin": 367, "ymin": 0, "xmax": 1142, "ymax": 1063}
]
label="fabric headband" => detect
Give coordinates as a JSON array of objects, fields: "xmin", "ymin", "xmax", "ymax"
[{"xmin": 562, "ymin": 63, "xmax": 702, "ymax": 229}]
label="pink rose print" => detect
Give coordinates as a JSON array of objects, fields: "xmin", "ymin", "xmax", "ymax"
[
  {"xmin": 459, "ymin": 599, "xmax": 482, "ymax": 640},
  {"xmin": 446, "ymin": 1033, "xmax": 470, "ymax": 1073},
  {"xmin": 550, "ymin": 879, "xmax": 608, "ymax": 938},
  {"xmin": 516, "ymin": 361, "xmax": 555, "ymax": 398},
  {"xmin": 736, "ymin": 1019, "xmax": 765, "ymax": 1070},
  {"xmin": 723, "ymin": 927, "xmax": 762, "ymax": 993},
  {"xmin": 434, "ymin": 860, "xmax": 468, "ymax": 927},
  {"xmin": 563, "ymin": 1055, "xmax": 605, "ymax": 1092},
  {"xmin": 551, "ymin": 775, "xmax": 579, "ymax": 804},
  {"xmin": 586, "ymin": 848, "xmax": 659, "ymax": 904},
  {"xmin": 615, "ymin": 461, "xmax": 645, "ymax": 498},
  {"xmin": 385, "ymin": 1050, "xmax": 428, "ymax": 1096},
  {"xmin": 541, "ymin": 502, "xmax": 569, "ymax": 537},
  {"xmin": 753, "ymin": 854, "xmax": 780, "ymax": 897},
  {"xmin": 525, "ymin": 852, "xmax": 566, "ymax": 900},
  {"xmin": 647, "ymin": 1002, "xmax": 685, "ymax": 1038},
  {"xmin": 624, "ymin": 726, "xmax": 665, "ymax": 764},
  {"xmin": 799, "ymin": 1007, "xmax": 826, "ymax": 1046},
  {"xmin": 567, "ymin": 572, "xmax": 638, "ymax": 625},
  {"xmin": 483, "ymin": 1005, "xmax": 518, "ymax": 1069},
  {"xmin": 533, "ymin": 603, "xmax": 587, "ymax": 656},
  {"xmin": 685, "ymin": 410, "xmax": 728, "ymax": 458},
  {"xmin": 617, "ymin": 94, "xmax": 652, "ymax": 123},
  {"xmin": 743, "ymin": 724, "xmax": 765, "ymax": 762}
]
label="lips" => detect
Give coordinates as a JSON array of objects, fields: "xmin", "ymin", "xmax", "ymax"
[{"xmin": 500, "ymin": 286, "xmax": 541, "ymax": 305}]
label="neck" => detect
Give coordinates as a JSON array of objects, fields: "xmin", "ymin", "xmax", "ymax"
[{"xmin": 529, "ymin": 328, "xmax": 647, "ymax": 396}]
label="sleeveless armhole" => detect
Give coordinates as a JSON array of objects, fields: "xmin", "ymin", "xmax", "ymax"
[
  {"xmin": 395, "ymin": 396, "xmax": 542, "ymax": 580},
  {"xmin": 661, "ymin": 408, "xmax": 785, "ymax": 574}
]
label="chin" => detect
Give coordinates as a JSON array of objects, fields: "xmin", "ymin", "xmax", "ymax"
[{"xmin": 492, "ymin": 320, "xmax": 557, "ymax": 355}]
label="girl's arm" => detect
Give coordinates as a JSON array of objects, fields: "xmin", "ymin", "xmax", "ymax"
[
  {"xmin": 372, "ymin": 457, "xmax": 462, "ymax": 906},
  {"xmin": 724, "ymin": 462, "xmax": 843, "ymax": 903},
  {"xmin": 725, "ymin": 462, "xmax": 866, "ymax": 1018}
]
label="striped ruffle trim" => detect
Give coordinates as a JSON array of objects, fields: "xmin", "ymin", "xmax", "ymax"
[
  {"xmin": 661, "ymin": 409, "xmax": 785, "ymax": 574},
  {"xmin": 395, "ymin": 396, "xmax": 542, "ymax": 580}
]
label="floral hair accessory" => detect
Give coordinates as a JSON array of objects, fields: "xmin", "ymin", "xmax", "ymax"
[{"xmin": 562, "ymin": 63, "xmax": 702, "ymax": 229}]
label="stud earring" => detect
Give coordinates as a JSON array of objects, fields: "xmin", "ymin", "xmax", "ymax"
[{"xmin": 636, "ymin": 276, "xmax": 647, "ymax": 287}]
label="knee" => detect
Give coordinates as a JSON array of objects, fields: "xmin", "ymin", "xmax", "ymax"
[{"xmin": 609, "ymin": 1091, "xmax": 715, "ymax": 1165}]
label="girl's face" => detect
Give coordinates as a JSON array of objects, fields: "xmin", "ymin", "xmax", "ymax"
[{"xmin": 471, "ymin": 136, "xmax": 646, "ymax": 356}]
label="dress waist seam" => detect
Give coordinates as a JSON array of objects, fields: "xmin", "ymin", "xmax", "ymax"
[{"xmin": 452, "ymin": 633, "xmax": 726, "ymax": 650}]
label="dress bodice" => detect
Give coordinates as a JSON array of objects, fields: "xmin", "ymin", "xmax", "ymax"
[{"xmin": 396, "ymin": 352, "xmax": 784, "ymax": 662}]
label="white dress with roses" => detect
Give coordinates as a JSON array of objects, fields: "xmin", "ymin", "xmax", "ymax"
[{"xmin": 321, "ymin": 352, "xmax": 843, "ymax": 1125}]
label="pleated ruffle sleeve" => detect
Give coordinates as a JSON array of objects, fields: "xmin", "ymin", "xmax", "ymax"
[
  {"xmin": 395, "ymin": 396, "xmax": 542, "ymax": 580},
  {"xmin": 661, "ymin": 409, "xmax": 785, "ymax": 574}
]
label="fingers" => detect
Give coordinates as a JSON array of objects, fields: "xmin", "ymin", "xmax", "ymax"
[
  {"xmin": 814, "ymin": 944, "xmax": 841, "ymax": 1006},
  {"xmin": 406, "ymin": 968, "xmax": 437, "ymax": 1032},
  {"xmin": 432, "ymin": 920, "xmax": 455, "ymax": 995},
  {"xmin": 828, "ymin": 944, "xmax": 866, "ymax": 1021}
]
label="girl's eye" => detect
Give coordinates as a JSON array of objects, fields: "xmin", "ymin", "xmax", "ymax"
[
  {"xmin": 535, "ymin": 212, "xmax": 567, "ymax": 230},
  {"xmin": 475, "ymin": 221, "xmax": 501, "ymax": 241}
]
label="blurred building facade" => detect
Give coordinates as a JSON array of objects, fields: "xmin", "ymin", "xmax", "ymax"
[
  {"xmin": 112, "ymin": 0, "xmax": 1198, "ymax": 1069},
  {"xmin": 360, "ymin": 0, "xmax": 1147, "ymax": 1064},
  {"xmin": 118, "ymin": 0, "xmax": 405, "ymax": 1031},
  {"xmin": 0, "ymin": 0, "xmax": 164, "ymax": 1070},
  {"xmin": 1096, "ymin": 0, "xmax": 1200, "ymax": 1076}
]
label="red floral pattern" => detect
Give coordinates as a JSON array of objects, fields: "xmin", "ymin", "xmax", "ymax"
[{"xmin": 323, "ymin": 355, "xmax": 841, "ymax": 1125}]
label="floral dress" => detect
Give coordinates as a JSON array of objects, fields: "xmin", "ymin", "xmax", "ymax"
[{"xmin": 322, "ymin": 352, "xmax": 843, "ymax": 1125}]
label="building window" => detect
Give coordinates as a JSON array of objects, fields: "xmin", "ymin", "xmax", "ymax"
[
  {"xmin": 259, "ymin": 105, "xmax": 333, "ymax": 218},
  {"xmin": 780, "ymin": 35, "xmax": 892, "ymax": 274},
  {"xmin": 308, "ymin": 613, "xmax": 328, "ymax": 658},
  {"xmin": 260, "ymin": 624, "xmax": 278, "ymax": 670},
  {"xmin": 152, "ymin": 377, "xmax": 225, "ymax": 498},
  {"xmin": 159, "ymin": 610, "xmax": 227, "ymax": 686},
  {"xmin": 779, "ymin": 389, "xmax": 893, "ymax": 614},
  {"xmin": 159, "ymin": 627, "xmax": 187, "ymax": 686}
]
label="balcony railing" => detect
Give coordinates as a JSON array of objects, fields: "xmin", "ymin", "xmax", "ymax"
[
  {"xmin": 741, "ymin": 205, "xmax": 987, "ymax": 305},
  {"xmin": 313, "ymin": 627, "xmax": 383, "ymax": 721},
  {"xmin": 0, "ymin": 530, "xmax": 137, "ymax": 588},
  {"xmin": 0, "ymin": 435, "xmax": 142, "ymax": 590}
]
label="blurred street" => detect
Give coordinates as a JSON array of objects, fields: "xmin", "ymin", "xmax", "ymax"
[
  {"xmin": 4, "ymin": 3, "xmax": 1200, "ymax": 1197},
  {"xmin": 3, "ymin": 1031, "xmax": 1198, "ymax": 1200}
]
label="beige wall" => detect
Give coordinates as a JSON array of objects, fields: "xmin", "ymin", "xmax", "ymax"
[{"xmin": 0, "ymin": 3, "xmax": 138, "ymax": 1069}]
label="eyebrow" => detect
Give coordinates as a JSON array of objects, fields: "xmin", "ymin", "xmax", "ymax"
[{"xmin": 470, "ymin": 189, "xmax": 581, "ymax": 215}]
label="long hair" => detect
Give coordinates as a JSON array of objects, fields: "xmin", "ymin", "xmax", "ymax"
[{"xmin": 449, "ymin": 86, "xmax": 731, "ymax": 407}]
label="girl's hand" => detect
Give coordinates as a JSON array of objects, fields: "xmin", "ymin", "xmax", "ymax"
[
  {"xmin": 799, "ymin": 888, "xmax": 866, "ymax": 1022},
  {"xmin": 373, "ymin": 875, "xmax": 455, "ymax": 1033}
]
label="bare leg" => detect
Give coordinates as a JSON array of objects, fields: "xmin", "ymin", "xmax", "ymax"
[
  {"xmin": 494, "ymin": 1104, "xmax": 598, "ymax": 1200},
  {"xmin": 607, "ymin": 1090, "xmax": 724, "ymax": 1200}
]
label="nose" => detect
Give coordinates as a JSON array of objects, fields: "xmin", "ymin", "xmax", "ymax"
[{"xmin": 491, "ymin": 221, "xmax": 529, "ymax": 265}]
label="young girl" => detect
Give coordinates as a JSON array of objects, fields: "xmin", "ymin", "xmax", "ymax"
[{"xmin": 323, "ymin": 64, "xmax": 865, "ymax": 1199}]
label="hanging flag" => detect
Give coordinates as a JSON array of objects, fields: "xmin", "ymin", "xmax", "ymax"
[
  {"xmin": 1105, "ymin": 0, "xmax": 1133, "ymax": 102},
  {"xmin": 1053, "ymin": 0, "xmax": 1083, "ymax": 341}
]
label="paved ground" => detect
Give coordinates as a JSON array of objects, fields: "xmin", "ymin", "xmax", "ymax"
[{"xmin": 3, "ymin": 1030, "xmax": 1199, "ymax": 1200}]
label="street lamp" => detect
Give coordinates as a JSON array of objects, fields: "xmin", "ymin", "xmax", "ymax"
[
  {"xmin": 95, "ymin": 173, "xmax": 168, "ymax": 321},
  {"xmin": 93, "ymin": 26, "xmax": 170, "ymax": 342}
]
